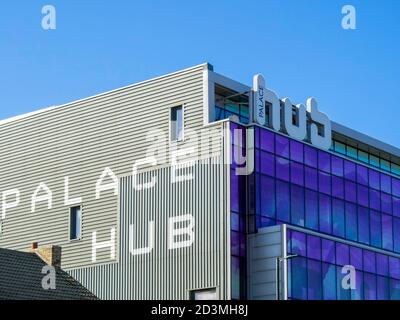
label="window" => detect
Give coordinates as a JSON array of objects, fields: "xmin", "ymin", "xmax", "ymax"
[
  {"xmin": 70, "ymin": 206, "xmax": 82, "ymax": 240},
  {"xmin": 170, "ymin": 106, "xmax": 183, "ymax": 141},
  {"xmin": 190, "ymin": 288, "xmax": 217, "ymax": 300}
]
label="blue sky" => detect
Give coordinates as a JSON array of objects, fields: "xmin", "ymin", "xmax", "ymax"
[{"xmin": 0, "ymin": 0, "xmax": 399, "ymax": 146}]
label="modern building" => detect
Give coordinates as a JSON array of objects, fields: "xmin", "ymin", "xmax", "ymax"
[{"xmin": 1, "ymin": 63, "xmax": 400, "ymax": 300}]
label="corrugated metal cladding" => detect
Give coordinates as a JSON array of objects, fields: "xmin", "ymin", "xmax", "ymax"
[
  {"xmin": 0, "ymin": 63, "xmax": 224, "ymax": 269},
  {"xmin": 69, "ymin": 156, "xmax": 231, "ymax": 300},
  {"xmin": 247, "ymin": 225, "xmax": 283, "ymax": 300}
]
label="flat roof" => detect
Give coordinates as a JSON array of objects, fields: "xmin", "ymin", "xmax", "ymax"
[
  {"xmin": 210, "ymin": 70, "xmax": 400, "ymax": 160},
  {"xmin": 1, "ymin": 63, "xmax": 399, "ymax": 159}
]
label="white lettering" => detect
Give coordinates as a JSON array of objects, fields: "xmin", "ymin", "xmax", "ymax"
[
  {"xmin": 2, "ymin": 189, "xmax": 20, "ymax": 220},
  {"xmin": 168, "ymin": 214, "xmax": 194, "ymax": 250},
  {"xmin": 95, "ymin": 167, "xmax": 118, "ymax": 199},
  {"xmin": 91, "ymin": 228, "xmax": 116, "ymax": 262},
  {"xmin": 129, "ymin": 222, "xmax": 154, "ymax": 255},
  {"xmin": 64, "ymin": 177, "xmax": 82, "ymax": 206},
  {"xmin": 31, "ymin": 183, "xmax": 52, "ymax": 213}
]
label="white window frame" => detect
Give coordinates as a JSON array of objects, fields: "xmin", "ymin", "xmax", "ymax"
[
  {"xmin": 69, "ymin": 205, "xmax": 82, "ymax": 241},
  {"xmin": 169, "ymin": 104, "xmax": 185, "ymax": 143},
  {"xmin": 190, "ymin": 287, "xmax": 218, "ymax": 300}
]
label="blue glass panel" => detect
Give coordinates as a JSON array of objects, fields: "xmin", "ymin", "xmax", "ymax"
[
  {"xmin": 260, "ymin": 217, "xmax": 275, "ymax": 228},
  {"xmin": 391, "ymin": 257, "xmax": 400, "ymax": 278},
  {"xmin": 319, "ymin": 194, "xmax": 332, "ymax": 234},
  {"xmin": 331, "ymin": 156, "xmax": 344, "ymax": 177},
  {"xmin": 255, "ymin": 149, "xmax": 260, "ymax": 173},
  {"xmin": 291, "ymin": 257, "xmax": 308, "ymax": 300},
  {"xmin": 380, "ymin": 173, "xmax": 391, "ymax": 194},
  {"xmin": 390, "ymin": 279, "xmax": 400, "ymax": 300},
  {"xmin": 358, "ymin": 207, "xmax": 370, "ymax": 245},
  {"xmin": 352, "ymin": 269, "xmax": 364, "ymax": 300},
  {"xmin": 290, "ymin": 140, "xmax": 303, "ymax": 163},
  {"xmin": 345, "ymin": 202, "xmax": 358, "ymax": 242},
  {"xmin": 276, "ymin": 180, "xmax": 290, "ymax": 222},
  {"xmin": 230, "ymin": 170, "xmax": 239, "ymax": 212},
  {"xmin": 345, "ymin": 180, "xmax": 356, "ymax": 203},
  {"xmin": 318, "ymin": 171, "xmax": 331, "ymax": 195},
  {"xmin": 381, "ymin": 192, "xmax": 392, "ymax": 214},
  {"xmin": 275, "ymin": 134, "xmax": 289, "ymax": 158},
  {"xmin": 254, "ymin": 127, "xmax": 260, "ymax": 149},
  {"xmin": 290, "ymin": 162, "xmax": 304, "ymax": 186},
  {"xmin": 308, "ymin": 260, "xmax": 322, "ymax": 300},
  {"xmin": 291, "ymin": 185, "xmax": 305, "ymax": 227},
  {"xmin": 276, "ymin": 156, "xmax": 290, "ymax": 181},
  {"xmin": 231, "ymin": 212, "xmax": 239, "ymax": 231},
  {"xmin": 363, "ymin": 251, "xmax": 376, "ymax": 273},
  {"xmin": 318, "ymin": 151, "xmax": 331, "ymax": 173},
  {"xmin": 344, "ymin": 160, "xmax": 356, "ymax": 181},
  {"xmin": 336, "ymin": 266, "xmax": 351, "ymax": 300},
  {"xmin": 304, "ymin": 145, "xmax": 317, "ymax": 168},
  {"xmin": 377, "ymin": 276, "xmax": 390, "ymax": 300},
  {"xmin": 260, "ymin": 175, "xmax": 275, "ymax": 218},
  {"xmin": 376, "ymin": 254, "xmax": 389, "ymax": 276},
  {"xmin": 382, "ymin": 214, "xmax": 393, "ymax": 251},
  {"xmin": 368, "ymin": 169, "xmax": 380, "ymax": 190},
  {"xmin": 336, "ymin": 243, "xmax": 349, "ymax": 266},
  {"xmin": 231, "ymin": 256, "xmax": 240, "ymax": 300},
  {"xmin": 370, "ymin": 210, "xmax": 382, "ymax": 248},
  {"xmin": 332, "ymin": 199, "xmax": 345, "ymax": 238},
  {"xmin": 369, "ymin": 189, "xmax": 380, "ymax": 211},
  {"xmin": 260, "ymin": 129, "xmax": 275, "ymax": 153},
  {"xmin": 260, "ymin": 151, "xmax": 275, "ymax": 176},
  {"xmin": 350, "ymin": 246, "xmax": 363, "ymax": 270},
  {"xmin": 394, "ymin": 217, "xmax": 400, "ymax": 253},
  {"xmin": 392, "ymin": 178, "xmax": 400, "ymax": 198},
  {"xmin": 231, "ymin": 231, "xmax": 240, "ymax": 256},
  {"xmin": 364, "ymin": 273, "xmax": 377, "ymax": 300},
  {"xmin": 332, "ymin": 176, "xmax": 344, "ymax": 199},
  {"xmin": 393, "ymin": 196, "xmax": 400, "ymax": 217},
  {"xmin": 322, "ymin": 239, "xmax": 335, "ymax": 263},
  {"xmin": 291, "ymin": 231, "xmax": 306, "ymax": 256},
  {"xmin": 305, "ymin": 190, "xmax": 318, "ymax": 230},
  {"xmin": 357, "ymin": 185, "xmax": 369, "ymax": 207},
  {"xmin": 322, "ymin": 263, "xmax": 336, "ymax": 300},
  {"xmin": 346, "ymin": 146, "xmax": 358, "ymax": 159},
  {"xmin": 357, "ymin": 165, "xmax": 368, "ymax": 186},
  {"xmin": 240, "ymin": 234, "xmax": 246, "ymax": 257},
  {"xmin": 307, "ymin": 235, "xmax": 321, "ymax": 260},
  {"xmin": 305, "ymin": 166, "xmax": 318, "ymax": 191}
]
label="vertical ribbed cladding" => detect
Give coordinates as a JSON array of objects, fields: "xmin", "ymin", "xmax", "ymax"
[
  {"xmin": 69, "ymin": 155, "xmax": 230, "ymax": 299},
  {"xmin": 0, "ymin": 64, "xmax": 217, "ymax": 269}
]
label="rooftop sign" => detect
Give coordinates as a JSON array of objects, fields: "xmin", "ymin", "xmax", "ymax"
[{"xmin": 253, "ymin": 74, "xmax": 332, "ymax": 150}]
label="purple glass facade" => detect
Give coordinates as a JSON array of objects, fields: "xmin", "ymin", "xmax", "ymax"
[
  {"xmin": 253, "ymin": 126, "xmax": 400, "ymax": 253},
  {"xmin": 230, "ymin": 122, "xmax": 400, "ymax": 300},
  {"xmin": 287, "ymin": 229, "xmax": 400, "ymax": 300}
]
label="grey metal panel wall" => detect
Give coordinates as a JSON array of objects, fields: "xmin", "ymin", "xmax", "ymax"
[
  {"xmin": 69, "ymin": 156, "xmax": 230, "ymax": 300},
  {"xmin": 247, "ymin": 225, "xmax": 283, "ymax": 300},
  {"xmin": 0, "ymin": 64, "xmax": 223, "ymax": 269}
]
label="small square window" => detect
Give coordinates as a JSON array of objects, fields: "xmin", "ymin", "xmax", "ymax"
[
  {"xmin": 70, "ymin": 206, "xmax": 82, "ymax": 240},
  {"xmin": 170, "ymin": 106, "xmax": 184, "ymax": 142},
  {"xmin": 190, "ymin": 288, "xmax": 217, "ymax": 300}
]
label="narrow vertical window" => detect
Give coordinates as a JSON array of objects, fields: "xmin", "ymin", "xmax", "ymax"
[
  {"xmin": 70, "ymin": 206, "xmax": 82, "ymax": 240},
  {"xmin": 171, "ymin": 105, "xmax": 183, "ymax": 141}
]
